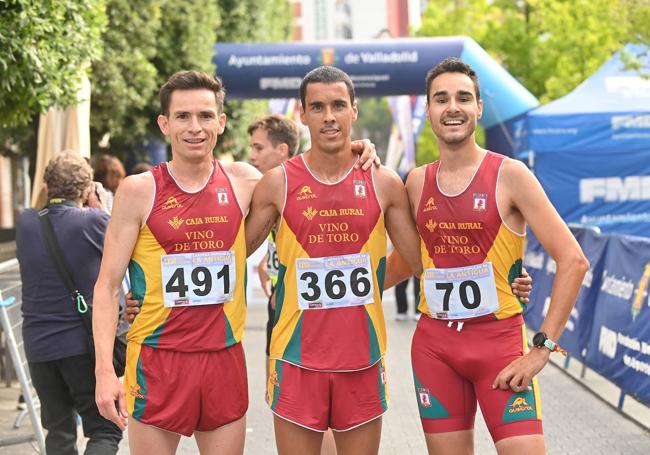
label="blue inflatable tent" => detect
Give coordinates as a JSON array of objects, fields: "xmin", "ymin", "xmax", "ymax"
[{"xmin": 523, "ymin": 45, "xmax": 650, "ymax": 236}]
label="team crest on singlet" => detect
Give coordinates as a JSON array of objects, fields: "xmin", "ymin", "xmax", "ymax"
[
  {"xmin": 473, "ymin": 192, "xmax": 488, "ymax": 212},
  {"xmin": 216, "ymin": 188, "xmax": 229, "ymax": 205},
  {"xmin": 353, "ymin": 180, "xmax": 367, "ymax": 199}
]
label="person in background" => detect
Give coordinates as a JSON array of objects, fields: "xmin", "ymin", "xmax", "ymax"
[
  {"xmin": 16, "ymin": 151, "xmax": 122, "ymax": 455},
  {"xmin": 130, "ymin": 162, "xmax": 153, "ymax": 175},
  {"xmin": 394, "ymin": 275, "xmax": 420, "ymax": 321},
  {"xmin": 248, "ymin": 114, "xmax": 300, "ymax": 376},
  {"xmin": 92, "ymin": 154, "xmax": 126, "ymax": 212}
]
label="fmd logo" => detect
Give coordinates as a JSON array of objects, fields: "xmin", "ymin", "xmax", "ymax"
[{"xmin": 580, "ymin": 176, "xmax": 650, "ymax": 203}]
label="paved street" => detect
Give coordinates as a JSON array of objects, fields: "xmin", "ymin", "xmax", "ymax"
[{"xmin": 0, "ymin": 266, "xmax": 649, "ymax": 453}]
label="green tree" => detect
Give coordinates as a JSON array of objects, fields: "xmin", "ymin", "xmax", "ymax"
[
  {"xmin": 90, "ymin": 0, "xmax": 290, "ymax": 161},
  {"xmin": 214, "ymin": 0, "xmax": 292, "ymax": 160},
  {"xmin": 353, "ymin": 97, "xmax": 392, "ymax": 162},
  {"xmin": 0, "ymin": 0, "xmax": 106, "ymax": 153},
  {"xmin": 89, "ymin": 0, "xmax": 160, "ymax": 156},
  {"xmin": 414, "ymin": 0, "xmax": 644, "ymax": 159},
  {"xmin": 417, "ymin": 0, "xmax": 637, "ymax": 102},
  {"xmin": 90, "ymin": 0, "xmax": 223, "ymax": 159}
]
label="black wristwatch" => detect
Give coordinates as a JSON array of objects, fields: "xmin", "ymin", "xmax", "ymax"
[{"xmin": 533, "ymin": 331, "xmax": 557, "ymax": 352}]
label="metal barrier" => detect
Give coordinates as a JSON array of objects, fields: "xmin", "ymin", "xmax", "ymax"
[{"xmin": 0, "ymin": 259, "xmax": 46, "ymax": 453}]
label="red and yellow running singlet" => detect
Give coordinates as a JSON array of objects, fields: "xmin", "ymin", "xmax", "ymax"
[
  {"xmin": 270, "ymin": 155, "xmax": 387, "ymax": 371},
  {"xmin": 127, "ymin": 160, "xmax": 246, "ymax": 351},
  {"xmin": 416, "ymin": 151, "xmax": 525, "ymax": 321}
]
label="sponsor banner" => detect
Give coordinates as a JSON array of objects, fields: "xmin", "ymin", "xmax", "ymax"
[
  {"xmin": 213, "ymin": 38, "xmax": 538, "ymax": 128},
  {"xmin": 522, "ymin": 231, "xmax": 556, "ymax": 332},
  {"xmin": 214, "ymin": 39, "xmax": 464, "ymax": 99},
  {"xmin": 525, "ymin": 227, "xmax": 650, "ymax": 403},
  {"xmin": 523, "ymin": 227, "xmax": 609, "ymax": 361},
  {"xmin": 585, "ymin": 234, "xmax": 650, "ymax": 405},
  {"xmin": 534, "ymin": 148, "xmax": 650, "ymax": 236},
  {"xmin": 528, "ymin": 112, "xmax": 650, "ymax": 156}
]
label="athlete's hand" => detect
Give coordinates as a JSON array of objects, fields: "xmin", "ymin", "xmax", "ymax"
[
  {"xmin": 86, "ymin": 181, "xmax": 109, "ymax": 212},
  {"xmin": 352, "ymin": 139, "xmax": 381, "ymax": 170},
  {"xmin": 124, "ymin": 290, "xmax": 140, "ymax": 324},
  {"xmin": 270, "ymin": 290, "xmax": 277, "ymax": 310},
  {"xmin": 95, "ymin": 371, "xmax": 128, "ymax": 430},
  {"xmin": 492, "ymin": 347, "xmax": 549, "ymax": 392},
  {"xmin": 511, "ymin": 267, "xmax": 532, "ymax": 304}
]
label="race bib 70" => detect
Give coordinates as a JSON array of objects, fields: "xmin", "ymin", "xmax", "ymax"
[{"xmin": 423, "ymin": 262, "xmax": 499, "ymax": 319}]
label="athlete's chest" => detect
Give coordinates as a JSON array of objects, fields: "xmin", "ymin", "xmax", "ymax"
[{"xmin": 148, "ymin": 180, "xmax": 241, "ymax": 253}]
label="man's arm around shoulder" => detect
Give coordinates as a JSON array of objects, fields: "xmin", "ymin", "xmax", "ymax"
[
  {"xmin": 224, "ymin": 161, "xmax": 262, "ymax": 216},
  {"xmin": 374, "ymin": 166, "xmax": 422, "ymax": 289},
  {"xmin": 245, "ymin": 167, "xmax": 284, "ymax": 256}
]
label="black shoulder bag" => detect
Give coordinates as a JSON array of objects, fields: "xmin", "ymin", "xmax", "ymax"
[{"xmin": 38, "ymin": 208, "xmax": 127, "ymax": 377}]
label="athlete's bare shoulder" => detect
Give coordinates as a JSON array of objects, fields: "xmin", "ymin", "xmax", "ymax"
[
  {"xmin": 223, "ymin": 160, "xmax": 262, "ymax": 182},
  {"xmin": 255, "ymin": 165, "xmax": 285, "ymax": 202},
  {"xmin": 404, "ymin": 164, "xmax": 427, "ymax": 212},
  {"xmin": 115, "ymin": 171, "xmax": 155, "ymax": 210},
  {"xmin": 222, "ymin": 161, "xmax": 262, "ymax": 214},
  {"xmin": 372, "ymin": 165, "xmax": 407, "ymax": 211},
  {"xmin": 498, "ymin": 157, "xmax": 534, "ymax": 196},
  {"xmin": 372, "ymin": 164, "xmax": 402, "ymax": 187},
  {"xmin": 405, "ymin": 164, "xmax": 426, "ymax": 190},
  {"xmin": 111, "ymin": 171, "xmax": 156, "ymax": 232},
  {"xmin": 119, "ymin": 171, "xmax": 154, "ymax": 195}
]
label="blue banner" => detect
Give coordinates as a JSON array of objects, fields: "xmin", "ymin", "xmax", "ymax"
[
  {"xmin": 523, "ymin": 227, "xmax": 609, "ymax": 361},
  {"xmin": 214, "ymin": 38, "xmax": 464, "ymax": 99},
  {"xmin": 522, "ymin": 232, "xmax": 555, "ymax": 332},
  {"xmin": 534, "ymin": 148, "xmax": 650, "ymax": 237},
  {"xmin": 584, "ymin": 234, "xmax": 650, "ymax": 405},
  {"xmin": 524, "ymin": 228, "xmax": 650, "ymax": 403},
  {"xmin": 213, "ymin": 38, "xmax": 538, "ymax": 128}
]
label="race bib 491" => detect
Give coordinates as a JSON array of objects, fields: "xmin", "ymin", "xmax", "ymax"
[{"xmin": 161, "ymin": 251, "xmax": 236, "ymax": 307}]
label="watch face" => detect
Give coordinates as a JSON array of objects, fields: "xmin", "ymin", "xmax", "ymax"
[{"xmin": 533, "ymin": 332, "xmax": 547, "ymax": 348}]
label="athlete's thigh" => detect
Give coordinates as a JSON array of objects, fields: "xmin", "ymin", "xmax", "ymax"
[
  {"xmin": 274, "ymin": 414, "xmax": 324, "ymax": 455},
  {"xmin": 495, "ymin": 434, "xmax": 546, "ymax": 455},
  {"xmin": 473, "ymin": 317, "xmax": 543, "ymax": 443},
  {"xmin": 128, "ymin": 416, "xmax": 181, "ymax": 455},
  {"xmin": 194, "ymin": 415, "xmax": 246, "ymax": 455},
  {"xmin": 198, "ymin": 343, "xmax": 248, "ymax": 432},
  {"xmin": 330, "ymin": 360, "xmax": 387, "ymax": 432},
  {"xmin": 267, "ymin": 360, "xmax": 330, "ymax": 431},
  {"xmin": 411, "ymin": 318, "xmax": 477, "ymax": 435},
  {"xmin": 332, "ymin": 416, "xmax": 382, "ymax": 455},
  {"xmin": 124, "ymin": 343, "xmax": 202, "ymax": 436}
]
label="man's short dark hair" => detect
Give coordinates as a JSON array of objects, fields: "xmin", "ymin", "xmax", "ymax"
[
  {"xmin": 159, "ymin": 70, "xmax": 225, "ymax": 116},
  {"xmin": 300, "ymin": 66, "xmax": 355, "ymax": 108},
  {"xmin": 247, "ymin": 115, "xmax": 300, "ymax": 157},
  {"xmin": 425, "ymin": 58, "xmax": 481, "ymax": 102}
]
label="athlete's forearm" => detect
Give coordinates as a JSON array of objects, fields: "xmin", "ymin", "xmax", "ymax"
[
  {"xmin": 92, "ymin": 281, "xmax": 120, "ymax": 375},
  {"xmin": 540, "ymin": 252, "xmax": 589, "ymax": 342},
  {"xmin": 384, "ymin": 250, "xmax": 415, "ymax": 290}
]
